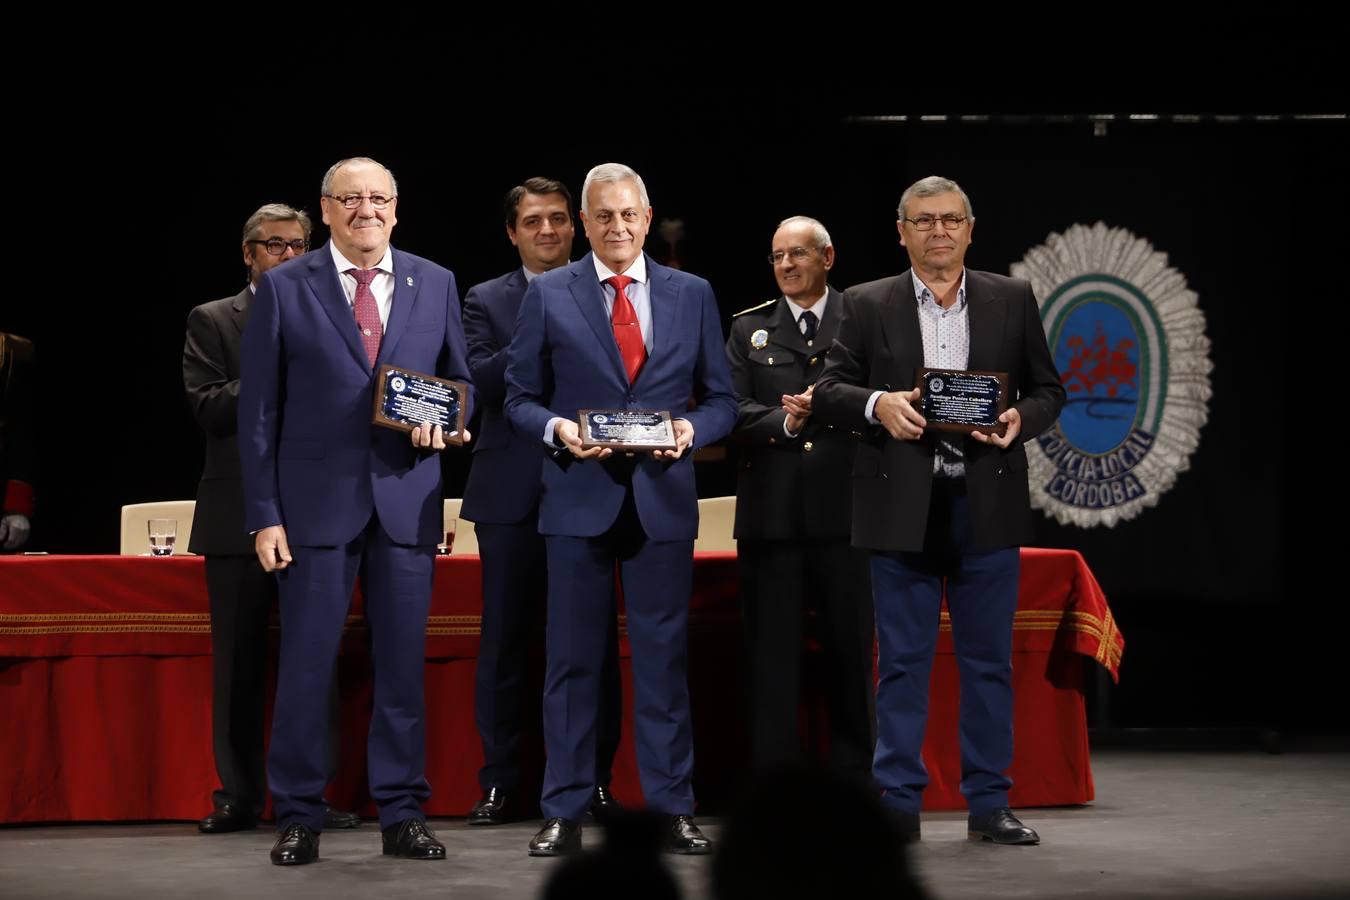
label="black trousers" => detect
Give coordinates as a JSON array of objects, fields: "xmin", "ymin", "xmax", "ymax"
[{"xmin": 738, "ymin": 537, "xmax": 875, "ymax": 781}]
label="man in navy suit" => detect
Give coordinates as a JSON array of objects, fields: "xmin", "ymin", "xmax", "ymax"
[
  {"xmin": 460, "ymin": 177, "xmax": 623, "ymax": 826},
  {"xmin": 185, "ymin": 203, "xmax": 359, "ymax": 836},
  {"xmin": 240, "ymin": 157, "xmax": 472, "ymax": 865},
  {"xmin": 505, "ymin": 163, "xmax": 737, "ymax": 856}
]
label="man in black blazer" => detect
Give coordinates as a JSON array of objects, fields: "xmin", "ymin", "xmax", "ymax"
[
  {"xmin": 183, "ymin": 203, "xmax": 358, "ymax": 834},
  {"xmin": 460, "ymin": 178, "xmax": 623, "ymax": 826},
  {"xmin": 814, "ymin": 177, "xmax": 1065, "ymax": 845},
  {"xmin": 724, "ymin": 216, "xmax": 873, "ymax": 782}
]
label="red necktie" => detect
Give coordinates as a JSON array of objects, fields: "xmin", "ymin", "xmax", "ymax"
[
  {"xmin": 606, "ymin": 275, "xmax": 646, "ymax": 383},
  {"xmin": 349, "ymin": 268, "xmax": 383, "ymax": 367}
]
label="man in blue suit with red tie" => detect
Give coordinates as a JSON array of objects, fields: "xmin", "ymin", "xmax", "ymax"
[
  {"xmin": 460, "ymin": 177, "xmax": 623, "ymax": 826},
  {"xmin": 505, "ymin": 163, "xmax": 737, "ymax": 857},
  {"xmin": 240, "ymin": 157, "xmax": 472, "ymax": 866}
]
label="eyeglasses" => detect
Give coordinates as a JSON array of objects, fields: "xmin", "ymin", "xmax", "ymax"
[
  {"xmin": 767, "ymin": 246, "xmax": 816, "ymax": 265},
  {"xmin": 902, "ymin": 214, "xmax": 968, "ymax": 231},
  {"xmin": 247, "ymin": 238, "xmax": 310, "ymax": 256},
  {"xmin": 325, "ymin": 193, "xmax": 395, "ymax": 210}
]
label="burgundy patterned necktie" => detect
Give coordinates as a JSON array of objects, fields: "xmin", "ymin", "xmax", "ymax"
[
  {"xmin": 606, "ymin": 275, "xmax": 646, "ymax": 383},
  {"xmin": 348, "ymin": 268, "xmax": 383, "ymax": 367}
]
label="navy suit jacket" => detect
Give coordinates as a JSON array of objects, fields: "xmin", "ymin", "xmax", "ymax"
[
  {"xmin": 239, "ymin": 242, "xmax": 472, "ymax": 547},
  {"xmin": 460, "ymin": 268, "xmax": 547, "ymax": 525},
  {"xmin": 504, "ymin": 253, "xmax": 736, "ymax": 542}
]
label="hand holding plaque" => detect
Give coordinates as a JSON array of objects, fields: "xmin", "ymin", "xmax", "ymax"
[
  {"xmin": 659, "ymin": 417, "xmax": 695, "ymax": 460},
  {"xmin": 969, "ymin": 406, "xmax": 1021, "ymax": 448},
  {"xmin": 916, "ymin": 368, "xmax": 1010, "ymax": 438},
  {"xmin": 372, "ymin": 365, "xmax": 468, "ymax": 447},
  {"xmin": 578, "ymin": 409, "xmax": 680, "ymax": 455}
]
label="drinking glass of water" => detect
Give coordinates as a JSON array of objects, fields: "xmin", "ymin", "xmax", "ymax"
[
  {"xmin": 148, "ymin": 519, "xmax": 177, "ymax": 556},
  {"xmin": 436, "ymin": 521, "xmax": 456, "ymax": 556}
]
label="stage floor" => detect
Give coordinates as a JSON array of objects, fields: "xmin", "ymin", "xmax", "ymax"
[{"xmin": 2, "ymin": 750, "xmax": 1347, "ymax": 899}]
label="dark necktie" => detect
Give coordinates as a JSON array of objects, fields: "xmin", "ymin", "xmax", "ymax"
[{"xmin": 799, "ymin": 309, "xmax": 818, "ymax": 343}]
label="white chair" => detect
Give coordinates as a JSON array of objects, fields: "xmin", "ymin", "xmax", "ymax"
[
  {"xmin": 694, "ymin": 496, "xmax": 737, "ymax": 552},
  {"xmin": 441, "ymin": 498, "xmax": 479, "ymax": 556},
  {"xmin": 119, "ymin": 501, "xmax": 197, "ymax": 556}
]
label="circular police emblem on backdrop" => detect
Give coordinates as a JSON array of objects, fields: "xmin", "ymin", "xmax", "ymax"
[
  {"xmin": 1012, "ymin": 223, "xmax": 1212, "ymax": 528},
  {"xmin": 390, "ymin": 376, "xmax": 406, "ymax": 393}
]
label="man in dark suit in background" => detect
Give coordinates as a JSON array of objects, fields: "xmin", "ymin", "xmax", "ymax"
[
  {"xmin": 725, "ymin": 215, "xmax": 874, "ymax": 782},
  {"xmin": 814, "ymin": 175, "xmax": 1065, "ymax": 845},
  {"xmin": 505, "ymin": 162, "xmax": 737, "ymax": 857},
  {"xmin": 240, "ymin": 158, "xmax": 472, "ymax": 865},
  {"xmin": 460, "ymin": 178, "xmax": 623, "ymax": 826},
  {"xmin": 184, "ymin": 204, "xmax": 360, "ymax": 836}
]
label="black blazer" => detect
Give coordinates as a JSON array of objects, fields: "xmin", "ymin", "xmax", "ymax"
[
  {"xmin": 813, "ymin": 269, "xmax": 1065, "ymax": 553},
  {"xmin": 183, "ymin": 287, "xmax": 253, "ymax": 555}
]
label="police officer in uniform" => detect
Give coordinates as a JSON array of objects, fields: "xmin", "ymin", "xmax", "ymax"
[{"xmin": 725, "ymin": 216, "xmax": 874, "ymax": 782}]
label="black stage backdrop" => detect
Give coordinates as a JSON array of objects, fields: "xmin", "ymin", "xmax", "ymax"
[{"xmin": 6, "ymin": 29, "xmax": 1342, "ymax": 733}]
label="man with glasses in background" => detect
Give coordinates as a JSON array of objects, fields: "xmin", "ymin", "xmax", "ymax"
[
  {"xmin": 184, "ymin": 203, "xmax": 361, "ymax": 837},
  {"xmin": 240, "ymin": 159, "xmax": 473, "ymax": 865},
  {"xmin": 814, "ymin": 176, "xmax": 1065, "ymax": 846},
  {"xmin": 724, "ymin": 216, "xmax": 874, "ymax": 784}
]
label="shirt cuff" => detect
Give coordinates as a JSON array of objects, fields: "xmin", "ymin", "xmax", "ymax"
[
  {"xmin": 864, "ymin": 390, "xmax": 884, "ymax": 424},
  {"xmin": 543, "ymin": 416, "xmax": 565, "ymax": 446}
]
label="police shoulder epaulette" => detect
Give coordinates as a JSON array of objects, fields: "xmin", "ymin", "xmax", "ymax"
[{"xmin": 732, "ymin": 298, "xmax": 777, "ymax": 317}]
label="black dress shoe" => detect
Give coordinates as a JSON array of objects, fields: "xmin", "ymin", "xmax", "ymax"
[
  {"xmin": 468, "ymin": 786, "xmax": 509, "ymax": 826},
  {"xmin": 588, "ymin": 785, "xmax": 623, "ymax": 823},
  {"xmin": 323, "ymin": 806, "xmax": 361, "ymax": 830},
  {"xmin": 529, "ymin": 817, "xmax": 582, "ymax": 856},
  {"xmin": 664, "ymin": 815, "xmax": 712, "ymax": 855},
  {"xmin": 199, "ymin": 803, "xmax": 257, "ymax": 834},
  {"xmin": 892, "ymin": 811, "xmax": 921, "ymax": 844},
  {"xmin": 270, "ymin": 823, "xmax": 320, "ymax": 865},
  {"xmin": 968, "ymin": 808, "xmax": 1040, "ymax": 845},
  {"xmin": 381, "ymin": 819, "xmax": 447, "ymax": 860}
]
